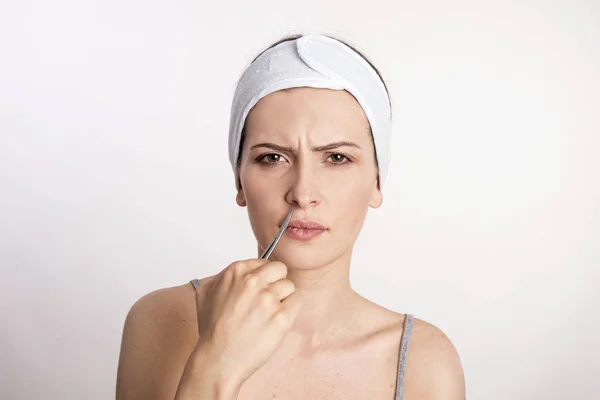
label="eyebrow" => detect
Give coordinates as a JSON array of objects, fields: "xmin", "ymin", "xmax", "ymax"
[{"xmin": 250, "ymin": 141, "xmax": 362, "ymax": 152}]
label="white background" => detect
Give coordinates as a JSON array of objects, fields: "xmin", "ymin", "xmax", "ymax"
[{"xmin": 1, "ymin": 0, "xmax": 599, "ymax": 399}]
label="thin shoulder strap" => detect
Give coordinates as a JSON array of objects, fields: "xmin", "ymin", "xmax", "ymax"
[
  {"xmin": 189, "ymin": 279, "xmax": 200, "ymax": 290},
  {"xmin": 395, "ymin": 314, "xmax": 414, "ymax": 400}
]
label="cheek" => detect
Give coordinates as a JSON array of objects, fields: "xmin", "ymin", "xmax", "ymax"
[
  {"xmin": 240, "ymin": 167, "xmax": 283, "ymax": 232},
  {"xmin": 323, "ymin": 166, "xmax": 376, "ymax": 200},
  {"xmin": 241, "ymin": 167, "xmax": 279, "ymax": 203},
  {"xmin": 323, "ymin": 173, "xmax": 374, "ymax": 229},
  {"xmin": 241, "ymin": 160, "xmax": 376, "ymax": 207}
]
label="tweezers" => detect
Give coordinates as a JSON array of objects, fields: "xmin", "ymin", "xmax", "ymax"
[{"xmin": 260, "ymin": 207, "xmax": 295, "ymax": 259}]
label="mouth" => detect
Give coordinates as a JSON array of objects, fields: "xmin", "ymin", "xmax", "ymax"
[{"xmin": 285, "ymin": 219, "xmax": 327, "ymax": 241}]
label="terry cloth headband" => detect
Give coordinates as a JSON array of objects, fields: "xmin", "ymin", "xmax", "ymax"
[{"xmin": 228, "ymin": 34, "xmax": 392, "ymax": 188}]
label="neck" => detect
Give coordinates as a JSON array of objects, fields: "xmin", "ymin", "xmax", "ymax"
[{"xmin": 271, "ymin": 251, "xmax": 364, "ymax": 348}]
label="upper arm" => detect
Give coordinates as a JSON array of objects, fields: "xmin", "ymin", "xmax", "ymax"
[
  {"xmin": 405, "ymin": 320, "xmax": 465, "ymax": 400},
  {"xmin": 116, "ymin": 286, "xmax": 198, "ymax": 400}
]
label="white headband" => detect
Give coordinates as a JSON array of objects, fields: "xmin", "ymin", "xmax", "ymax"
[{"xmin": 228, "ymin": 34, "xmax": 392, "ymax": 188}]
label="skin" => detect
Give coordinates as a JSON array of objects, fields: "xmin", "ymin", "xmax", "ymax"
[
  {"xmin": 236, "ymin": 87, "xmax": 382, "ymax": 274},
  {"xmin": 116, "ymin": 88, "xmax": 465, "ymax": 400}
]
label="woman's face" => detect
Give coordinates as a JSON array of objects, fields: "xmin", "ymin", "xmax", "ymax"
[{"xmin": 237, "ymin": 87, "xmax": 382, "ymax": 270}]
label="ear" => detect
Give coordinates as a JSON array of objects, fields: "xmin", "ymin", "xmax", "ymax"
[
  {"xmin": 369, "ymin": 178, "xmax": 383, "ymax": 209},
  {"xmin": 236, "ymin": 187, "xmax": 247, "ymax": 207}
]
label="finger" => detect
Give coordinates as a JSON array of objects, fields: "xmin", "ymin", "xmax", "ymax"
[
  {"xmin": 271, "ymin": 293, "xmax": 302, "ymax": 329},
  {"xmin": 228, "ymin": 259, "xmax": 269, "ymax": 274},
  {"xmin": 221, "ymin": 259, "xmax": 269, "ymax": 285},
  {"xmin": 250, "ymin": 261, "xmax": 288, "ymax": 285},
  {"xmin": 243, "ymin": 258, "xmax": 271, "ymax": 271},
  {"xmin": 265, "ymin": 279, "xmax": 295, "ymax": 301}
]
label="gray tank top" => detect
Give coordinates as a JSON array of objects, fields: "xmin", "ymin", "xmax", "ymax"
[{"xmin": 189, "ymin": 279, "xmax": 413, "ymax": 400}]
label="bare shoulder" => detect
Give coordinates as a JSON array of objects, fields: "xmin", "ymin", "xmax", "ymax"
[
  {"xmin": 124, "ymin": 283, "xmax": 197, "ymax": 332},
  {"xmin": 404, "ymin": 317, "xmax": 465, "ymax": 400},
  {"xmin": 116, "ymin": 283, "xmax": 199, "ymax": 400}
]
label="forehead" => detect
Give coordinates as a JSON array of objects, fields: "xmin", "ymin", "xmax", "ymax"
[{"xmin": 244, "ymin": 87, "xmax": 371, "ymax": 143}]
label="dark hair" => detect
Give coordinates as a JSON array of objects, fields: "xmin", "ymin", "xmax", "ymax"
[{"xmin": 236, "ymin": 34, "xmax": 390, "ymax": 190}]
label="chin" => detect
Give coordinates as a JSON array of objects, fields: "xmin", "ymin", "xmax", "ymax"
[{"xmin": 269, "ymin": 242, "xmax": 347, "ymax": 271}]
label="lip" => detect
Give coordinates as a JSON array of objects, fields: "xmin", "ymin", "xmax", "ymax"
[
  {"xmin": 285, "ymin": 219, "xmax": 327, "ymax": 241},
  {"xmin": 287, "ymin": 220, "xmax": 326, "ymax": 230}
]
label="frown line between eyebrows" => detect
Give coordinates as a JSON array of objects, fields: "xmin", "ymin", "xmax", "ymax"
[{"xmin": 250, "ymin": 141, "xmax": 362, "ymax": 153}]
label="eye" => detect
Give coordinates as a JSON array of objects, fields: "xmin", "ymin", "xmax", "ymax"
[
  {"xmin": 258, "ymin": 153, "xmax": 286, "ymax": 164},
  {"xmin": 327, "ymin": 153, "xmax": 350, "ymax": 164}
]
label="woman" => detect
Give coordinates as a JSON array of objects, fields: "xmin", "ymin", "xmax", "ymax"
[{"xmin": 116, "ymin": 34, "xmax": 465, "ymax": 400}]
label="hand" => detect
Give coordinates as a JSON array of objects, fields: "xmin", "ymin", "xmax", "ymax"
[{"xmin": 193, "ymin": 259, "xmax": 302, "ymax": 390}]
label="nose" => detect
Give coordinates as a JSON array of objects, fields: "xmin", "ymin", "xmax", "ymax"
[{"xmin": 285, "ymin": 161, "xmax": 320, "ymax": 209}]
